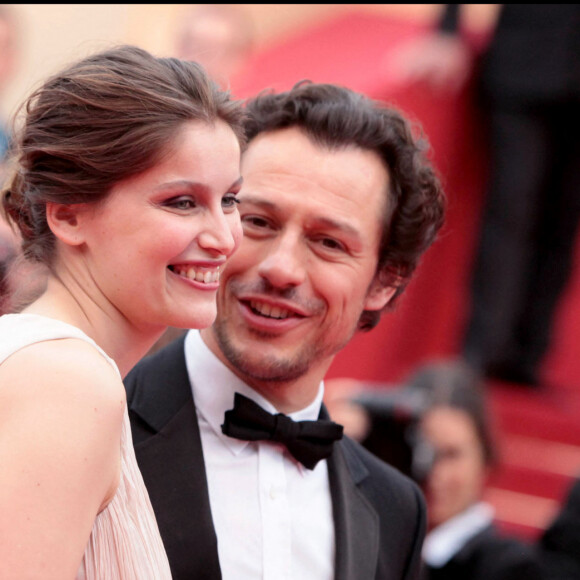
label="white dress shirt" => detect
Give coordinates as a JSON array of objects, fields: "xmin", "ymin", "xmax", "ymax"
[
  {"xmin": 184, "ymin": 329, "xmax": 335, "ymax": 580},
  {"xmin": 422, "ymin": 501, "xmax": 495, "ymax": 568}
]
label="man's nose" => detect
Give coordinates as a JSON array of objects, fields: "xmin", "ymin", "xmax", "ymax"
[{"xmin": 256, "ymin": 232, "xmax": 307, "ymax": 289}]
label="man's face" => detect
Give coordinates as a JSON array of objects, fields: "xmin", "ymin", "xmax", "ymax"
[{"xmin": 210, "ymin": 127, "xmax": 395, "ymax": 390}]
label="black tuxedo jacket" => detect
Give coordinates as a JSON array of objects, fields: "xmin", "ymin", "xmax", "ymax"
[
  {"xmin": 540, "ymin": 477, "xmax": 580, "ymax": 579},
  {"xmin": 124, "ymin": 336, "xmax": 427, "ymax": 580},
  {"xmin": 423, "ymin": 523, "xmax": 544, "ymax": 580}
]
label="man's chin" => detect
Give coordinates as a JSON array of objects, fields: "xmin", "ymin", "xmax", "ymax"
[
  {"xmin": 226, "ymin": 348, "xmax": 309, "ymax": 383},
  {"xmin": 214, "ymin": 328, "xmax": 304, "ymax": 381}
]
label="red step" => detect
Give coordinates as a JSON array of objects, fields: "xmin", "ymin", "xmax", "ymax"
[
  {"xmin": 488, "ymin": 462, "xmax": 572, "ymax": 501},
  {"xmin": 484, "ymin": 381, "xmax": 580, "ymax": 541}
]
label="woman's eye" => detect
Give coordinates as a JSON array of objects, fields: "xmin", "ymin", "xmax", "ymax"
[
  {"xmin": 222, "ymin": 194, "xmax": 240, "ymax": 209},
  {"xmin": 166, "ymin": 197, "xmax": 196, "ymax": 210}
]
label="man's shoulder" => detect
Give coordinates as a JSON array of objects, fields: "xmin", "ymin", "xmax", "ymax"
[
  {"xmin": 124, "ymin": 334, "xmax": 192, "ymax": 438},
  {"xmin": 337, "ymin": 435, "xmax": 427, "ymax": 578},
  {"xmin": 125, "ymin": 334, "xmax": 188, "ymax": 399}
]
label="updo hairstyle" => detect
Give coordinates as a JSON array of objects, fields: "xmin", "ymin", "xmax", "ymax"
[{"xmin": 0, "ymin": 44, "xmax": 245, "ymax": 267}]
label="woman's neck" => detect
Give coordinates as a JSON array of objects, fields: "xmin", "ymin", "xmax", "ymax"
[{"xmin": 24, "ymin": 275, "xmax": 166, "ymax": 377}]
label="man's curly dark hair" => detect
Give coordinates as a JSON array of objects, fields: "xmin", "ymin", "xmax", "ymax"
[{"xmin": 243, "ymin": 81, "xmax": 446, "ymax": 330}]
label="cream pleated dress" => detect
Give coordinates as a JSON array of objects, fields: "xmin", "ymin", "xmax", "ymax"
[{"xmin": 0, "ymin": 313, "xmax": 172, "ymax": 579}]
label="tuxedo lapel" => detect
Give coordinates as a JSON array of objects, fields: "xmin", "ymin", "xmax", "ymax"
[
  {"xmin": 328, "ymin": 437, "xmax": 380, "ymax": 580},
  {"xmin": 127, "ymin": 348, "xmax": 380, "ymax": 580},
  {"xmin": 126, "ymin": 336, "xmax": 221, "ymax": 580}
]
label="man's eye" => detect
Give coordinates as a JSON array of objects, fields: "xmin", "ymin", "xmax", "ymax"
[
  {"xmin": 242, "ymin": 215, "xmax": 270, "ymax": 229},
  {"xmin": 222, "ymin": 194, "xmax": 240, "ymax": 208},
  {"xmin": 319, "ymin": 237, "xmax": 345, "ymax": 251}
]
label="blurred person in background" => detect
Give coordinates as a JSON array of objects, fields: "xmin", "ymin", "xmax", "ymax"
[
  {"xmin": 0, "ymin": 5, "xmax": 20, "ymax": 314},
  {"xmin": 0, "ymin": 216, "xmax": 46, "ymax": 317},
  {"xmin": 0, "ymin": 4, "xmax": 17, "ymax": 165},
  {"xmin": 413, "ymin": 361, "xmax": 544, "ymax": 579},
  {"xmin": 0, "ymin": 215, "xmax": 15, "ymax": 313},
  {"xmin": 328, "ymin": 361, "xmax": 545, "ymax": 579},
  {"xmin": 388, "ymin": 4, "xmax": 580, "ymax": 388},
  {"xmin": 173, "ymin": 4, "xmax": 255, "ymax": 89}
]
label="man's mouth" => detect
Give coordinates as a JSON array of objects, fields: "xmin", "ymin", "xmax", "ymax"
[
  {"xmin": 248, "ymin": 300, "xmax": 299, "ymax": 320},
  {"xmin": 169, "ymin": 265, "xmax": 220, "ymax": 284}
]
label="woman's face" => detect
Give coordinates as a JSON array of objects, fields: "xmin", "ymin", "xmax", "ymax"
[
  {"xmin": 421, "ymin": 406, "xmax": 488, "ymax": 529},
  {"xmin": 76, "ymin": 119, "xmax": 243, "ymax": 333}
]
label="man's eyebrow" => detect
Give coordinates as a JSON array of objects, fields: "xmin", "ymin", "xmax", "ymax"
[
  {"xmin": 237, "ymin": 194, "xmax": 278, "ymax": 210},
  {"xmin": 313, "ymin": 217, "xmax": 361, "ymax": 239},
  {"xmin": 241, "ymin": 194, "xmax": 361, "ymax": 238}
]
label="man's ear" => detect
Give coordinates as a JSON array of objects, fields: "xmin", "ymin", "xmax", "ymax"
[
  {"xmin": 45, "ymin": 202, "xmax": 87, "ymax": 247},
  {"xmin": 363, "ymin": 277, "xmax": 398, "ymax": 311}
]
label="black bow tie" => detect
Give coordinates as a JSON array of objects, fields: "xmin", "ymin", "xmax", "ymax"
[{"xmin": 221, "ymin": 392, "xmax": 344, "ymax": 470}]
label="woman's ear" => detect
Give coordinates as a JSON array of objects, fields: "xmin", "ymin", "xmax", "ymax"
[{"xmin": 45, "ymin": 202, "xmax": 87, "ymax": 247}]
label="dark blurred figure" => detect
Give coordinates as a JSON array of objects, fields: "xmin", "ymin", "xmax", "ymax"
[
  {"xmin": 328, "ymin": 360, "xmax": 545, "ymax": 579},
  {"xmin": 173, "ymin": 4, "xmax": 255, "ymax": 89},
  {"xmin": 539, "ymin": 476, "xmax": 580, "ymax": 579},
  {"xmin": 390, "ymin": 5, "xmax": 580, "ymax": 387}
]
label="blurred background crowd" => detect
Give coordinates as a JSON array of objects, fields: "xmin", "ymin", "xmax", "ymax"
[{"xmin": 1, "ymin": 4, "xmax": 579, "ymax": 578}]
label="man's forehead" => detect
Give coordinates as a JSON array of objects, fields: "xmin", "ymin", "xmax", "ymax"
[
  {"xmin": 243, "ymin": 127, "xmax": 345, "ymax": 163},
  {"xmin": 243, "ymin": 128, "xmax": 388, "ymax": 180},
  {"xmin": 241, "ymin": 127, "xmax": 391, "ymax": 214},
  {"xmin": 241, "ymin": 128, "xmax": 314, "ymax": 167}
]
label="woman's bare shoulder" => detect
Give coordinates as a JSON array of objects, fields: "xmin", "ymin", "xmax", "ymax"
[
  {"xmin": 0, "ymin": 337, "xmax": 126, "ymax": 425},
  {"xmin": 0, "ymin": 338, "xmax": 125, "ymax": 577}
]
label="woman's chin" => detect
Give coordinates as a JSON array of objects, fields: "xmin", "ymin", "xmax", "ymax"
[{"xmin": 174, "ymin": 306, "xmax": 217, "ymax": 331}]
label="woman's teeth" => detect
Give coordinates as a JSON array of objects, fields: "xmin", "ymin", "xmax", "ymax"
[{"xmin": 171, "ymin": 265, "xmax": 219, "ymax": 284}]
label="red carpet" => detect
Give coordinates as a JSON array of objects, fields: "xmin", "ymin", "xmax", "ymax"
[{"xmin": 231, "ymin": 10, "xmax": 580, "ymax": 541}]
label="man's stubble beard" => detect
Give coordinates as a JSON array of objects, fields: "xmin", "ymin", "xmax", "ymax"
[{"xmin": 211, "ymin": 315, "xmax": 353, "ymax": 385}]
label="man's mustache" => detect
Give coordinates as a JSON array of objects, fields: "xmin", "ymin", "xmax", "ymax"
[{"xmin": 226, "ymin": 278, "xmax": 325, "ymax": 316}]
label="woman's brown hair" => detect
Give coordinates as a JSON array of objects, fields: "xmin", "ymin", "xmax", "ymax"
[{"xmin": 1, "ymin": 44, "xmax": 245, "ymax": 267}]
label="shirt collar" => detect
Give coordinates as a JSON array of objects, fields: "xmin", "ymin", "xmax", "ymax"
[
  {"xmin": 184, "ymin": 329, "xmax": 325, "ymax": 460},
  {"xmin": 422, "ymin": 501, "xmax": 495, "ymax": 567}
]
